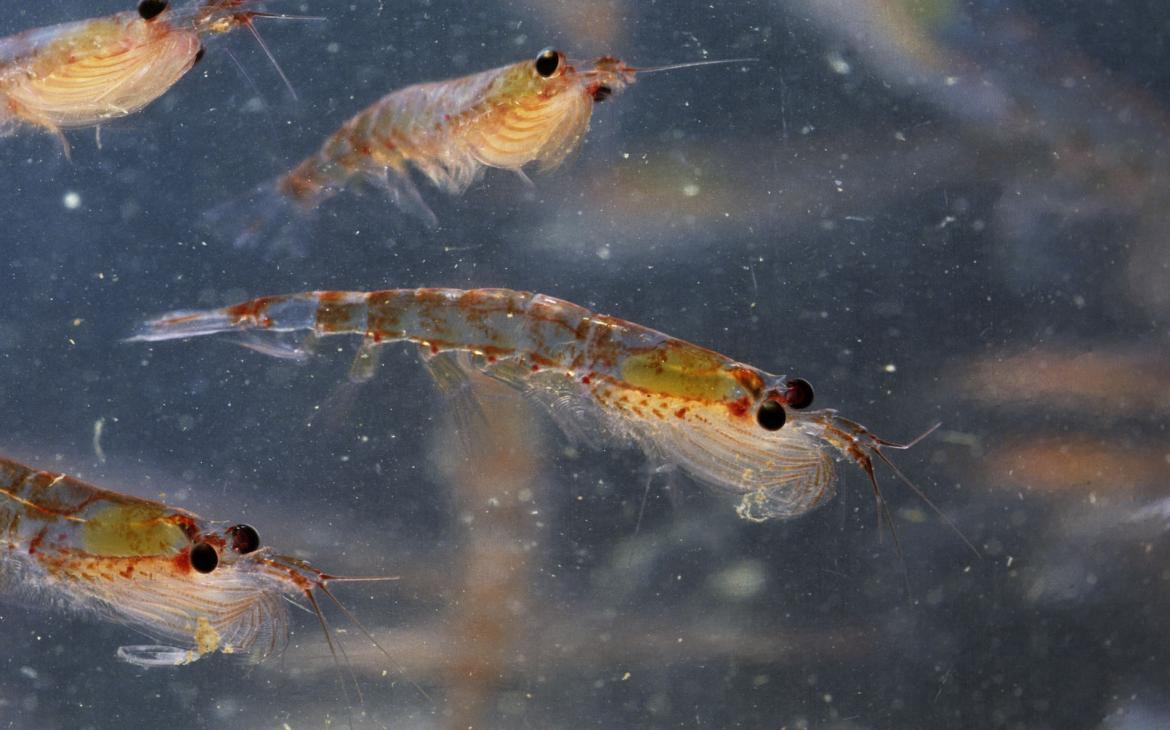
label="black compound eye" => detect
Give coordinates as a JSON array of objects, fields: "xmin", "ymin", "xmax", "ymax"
[
  {"xmin": 189, "ymin": 542, "xmax": 219, "ymax": 574},
  {"xmin": 137, "ymin": 0, "xmax": 169, "ymax": 20},
  {"xmin": 785, "ymin": 378, "xmax": 815, "ymax": 410},
  {"xmin": 535, "ymin": 48, "xmax": 560, "ymax": 78},
  {"xmin": 756, "ymin": 399, "xmax": 787, "ymax": 431},
  {"xmin": 227, "ymin": 524, "xmax": 260, "ymax": 555}
]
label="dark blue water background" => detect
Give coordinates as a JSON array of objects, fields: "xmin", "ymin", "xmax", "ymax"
[{"xmin": 1, "ymin": 1, "xmax": 1168, "ymax": 728}]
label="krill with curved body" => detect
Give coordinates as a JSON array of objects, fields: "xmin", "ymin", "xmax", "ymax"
[
  {"xmin": 219, "ymin": 50, "xmax": 748, "ymax": 246},
  {"xmin": 0, "ymin": 0, "xmax": 298, "ymax": 155},
  {"xmin": 132, "ymin": 288, "xmax": 965, "ymax": 543},
  {"xmin": 0, "ymin": 454, "xmax": 388, "ymax": 670}
]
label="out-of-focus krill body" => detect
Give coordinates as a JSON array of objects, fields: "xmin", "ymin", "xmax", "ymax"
[
  {"xmin": 216, "ymin": 50, "xmax": 745, "ymax": 248},
  {"xmin": 0, "ymin": 1, "xmax": 277, "ymax": 152},
  {"xmin": 275, "ymin": 49, "xmax": 635, "ymax": 225}
]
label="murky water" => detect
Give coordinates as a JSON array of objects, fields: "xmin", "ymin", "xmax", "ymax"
[{"xmin": 1, "ymin": 1, "xmax": 1168, "ymax": 728}]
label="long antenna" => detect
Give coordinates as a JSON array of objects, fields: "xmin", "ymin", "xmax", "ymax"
[
  {"xmin": 635, "ymin": 57, "xmax": 757, "ymax": 75},
  {"xmin": 303, "ymin": 588, "xmax": 362, "ymax": 720},
  {"xmin": 872, "ymin": 447, "xmax": 981, "ymax": 559},
  {"xmin": 860, "ymin": 455, "xmax": 913, "ymax": 598},
  {"xmin": 317, "ymin": 582, "xmax": 433, "ymax": 702}
]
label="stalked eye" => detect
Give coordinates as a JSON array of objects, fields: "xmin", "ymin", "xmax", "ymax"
[
  {"xmin": 535, "ymin": 48, "xmax": 560, "ymax": 78},
  {"xmin": 189, "ymin": 542, "xmax": 219, "ymax": 574},
  {"xmin": 756, "ymin": 399, "xmax": 787, "ymax": 431},
  {"xmin": 137, "ymin": 0, "xmax": 169, "ymax": 20},
  {"xmin": 592, "ymin": 85, "xmax": 613, "ymax": 103},
  {"xmin": 227, "ymin": 524, "xmax": 260, "ymax": 554},
  {"xmin": 785, "ymin": 378, "xmax": 815, "ymax": 410}
]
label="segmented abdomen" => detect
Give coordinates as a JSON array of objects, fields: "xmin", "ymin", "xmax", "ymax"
[
  {"xmin": 277, "ymin": 68, "xmax": 503, "ymax": 204},
  {"xmin": 0, "ymin": 458, "xmax": 73, "ymax": 547},
  {"xmin": 313, "ymin": 289, "xmax": 594, "ymax": 366},
  {"xmin": 229, "ymin": 288, "xmax": 677, "ymax": 379}
]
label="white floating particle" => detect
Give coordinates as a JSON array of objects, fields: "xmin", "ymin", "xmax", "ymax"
[
  {"xmin": 883, "ymin": 363, "xmax": 897, "ymax": 373},
  {"xmin": 682, "ymin": 183, "xmax": 700, "ymax": 197},
  {"xmin": 826, "ymin": 51, "xmax": 851, "ymax": 75},
  {"xmin": 93, "ymin": 418, "xmax": 107, "ymax": 463},
  {"xmin": 63, "ymin": 191, "xmax": 81, "ymax": 209}
]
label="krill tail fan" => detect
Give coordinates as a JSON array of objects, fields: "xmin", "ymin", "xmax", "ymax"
[
  {"xmin": 202, "ymin": 162, "xmax": 440, "ymax": 255},
  {"xmin": 201, "ymin": 182, "xmax": 318, "ymax": 255},
  {"xmin": 276, "ymin": 143, "xmax": 440, "ymax": 227},
  {"xmin": 129, "ymin": 307, "xmax": 243, "ymax": 342}
]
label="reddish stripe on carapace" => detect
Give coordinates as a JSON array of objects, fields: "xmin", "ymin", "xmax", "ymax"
[
  {"xmin": 727, "ymin": 397, "xmax": 751, "ymax": 418},
  {"xmin": 27, "ymin": 526, "xmax": 47, "ymax": 555},
  {"xmin": 730, "ymin": 367, "xmax": 766, "ymax": 398},
  {"xmin": 172, "ymin": 514, "xmax": 201, "ymax": 541},
  {"xmin": 173, "ymin": 549, "xmax": 192, "ymax": 573}
]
